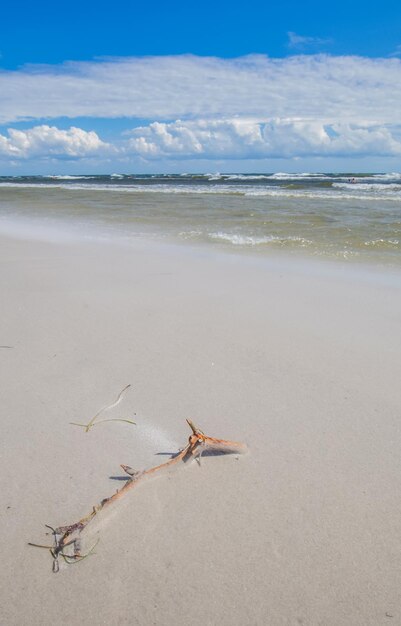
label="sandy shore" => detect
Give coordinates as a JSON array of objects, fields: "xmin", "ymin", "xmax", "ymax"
[{"xmin": 1, "ymin": 234, "xmax": 401, "ymax": 625}]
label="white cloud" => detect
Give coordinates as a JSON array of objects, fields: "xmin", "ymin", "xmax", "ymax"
[
  {"xmin": 287, "ymin": 32, "xmax": 331, "ymax": 49},
  {"xmin": 389, "ymin": 44, "xmax": 401, "ymax": 57},
  {"xmin": 0, "ymin": 54, "xmax": 401, "ymax": 126},
  {"xmin": 0, "ymin": 125, "xmax": 112, "ymax": 158},
  {"xmin": 126, "ymin": 118, "xmax": 401, "ymax": 159},
  {"xmin": 2, "ymin": 54, "xmax": 401, "ymax": 165},
  {"xmin": 1, "ymin": 118, "xmax": 400, "ymax": 163},
  {"xmin": 2, "ymin": 118, "xmax": 400, "ymax": 163}
]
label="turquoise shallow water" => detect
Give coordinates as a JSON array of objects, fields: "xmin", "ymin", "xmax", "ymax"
[{"xmin": 0, "ymin": 173, "xmax": 401, "ymax": 266}]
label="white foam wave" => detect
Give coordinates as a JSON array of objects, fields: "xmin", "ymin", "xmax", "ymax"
[
  {"xmin": 0, "ymin": 181, "xmax": 247, "ymax": 195},
  {"xmin": 330, "ymin": 173, "xmax": 401, "ymax": 183},
  {"xmin": 244, "ymin": 187, "xmax": 401, "ymax": 201},
  {"xmin": 333, "ymin": 182, "xmax": 401, "ymax": 192},
  {"xmin": 209, "ymin": 232, "xmax": 275, "ymax": 245},
  {"xmin": 267, "ymin": 172, "xmax": 327, "ymax": 180},
  {"xmin": 208, "ymin": 173, "xmax": 279, "ymax": 181},
  {"xmin": 47, "ymin": 175, "xmax": 97, "ymax": 180},
  {"xmin": 1, "ymin": 180, "xmax": 401, "ymax": 202},
  {"xmin": 364, "ymin": 238, "xmax": 400, "ymax": 247},
  {"xmin": 370, "ymin": 172, "xmax": 401, "ymax": 181},
  {"xmin": 209, "ymin": 232, "xmax": 313, "ymax": 247},
  {"xmin": 178, "ymin": 230, "xmax": 203, "ymax": 239}
]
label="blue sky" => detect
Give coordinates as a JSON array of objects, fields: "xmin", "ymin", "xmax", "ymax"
[{"xmin": 1, "ymin": 0, "xmax": 401, "ymax": 173}]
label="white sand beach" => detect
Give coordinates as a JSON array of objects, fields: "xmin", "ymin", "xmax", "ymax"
[{"xmin": 1, "ymin": 234, "xmax": 401, "ymax": 625}]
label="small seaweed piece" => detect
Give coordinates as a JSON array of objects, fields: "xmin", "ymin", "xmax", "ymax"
[{"xmin": 70, "ymin": 384, "xmax": 134, "ymax": 431}]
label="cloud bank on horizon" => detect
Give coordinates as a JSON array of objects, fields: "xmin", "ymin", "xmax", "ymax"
[{"xmin": 1, "ymin": 53, "xmax": 401, "ymax": 169}]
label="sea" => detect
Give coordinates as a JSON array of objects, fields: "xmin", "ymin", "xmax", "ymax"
[{"xmin": 1, "ymin": 172, "xmax": 401, "ymax": 267}]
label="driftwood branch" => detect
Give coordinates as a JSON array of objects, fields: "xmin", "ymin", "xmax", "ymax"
[{"xmin": 29, "ymin": 419, "xmax": 247, "ymax": 572}]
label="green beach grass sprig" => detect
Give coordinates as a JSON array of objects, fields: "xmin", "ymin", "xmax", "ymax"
[{"xmin": 70, "ymin": 383, "xmax": 135, "ymax": 432}]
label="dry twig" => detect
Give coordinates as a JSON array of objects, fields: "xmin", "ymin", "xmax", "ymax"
[{"xmin": 29, "ymin": 419, "xmax": 246, "ymax": 572}]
